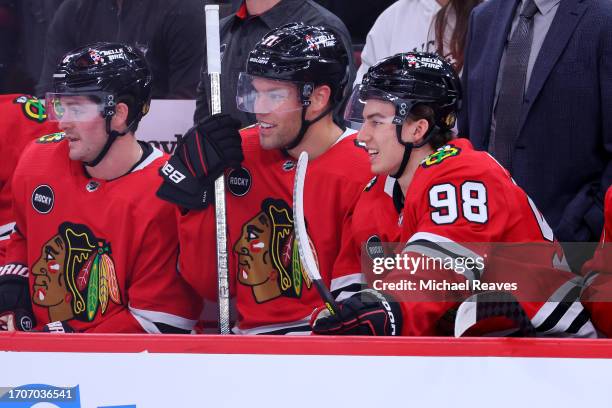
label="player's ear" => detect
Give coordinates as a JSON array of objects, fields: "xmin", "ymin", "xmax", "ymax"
[
  {"xmin": 306, "ymin": 84, "xmax": 332, "ymax": 119},
  {"xmin": 111, "ymin": 102, "xmax": 129, "ymax": 130},
  {"xmin": 411, "ymin": 118, "xmax": 430, "ymax": 145}
]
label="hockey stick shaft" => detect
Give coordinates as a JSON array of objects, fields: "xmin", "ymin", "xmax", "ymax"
[
  {"xmin": 205, "ymin": 4, "xmax": 230, "ymax": 334},
  {"xmin": 293, "ymin": 152, "xmax": 341, "ymax": 316}
]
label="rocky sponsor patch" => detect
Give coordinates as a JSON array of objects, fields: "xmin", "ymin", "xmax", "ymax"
[
  {"xmin": 31, "ymin": 185, "xmax": 54, "ymax": 214},
  {"xmin": 227, "ymin": 167, "xmax": 252, "ymax": 196}
]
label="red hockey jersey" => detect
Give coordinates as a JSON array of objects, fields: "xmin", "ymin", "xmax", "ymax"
[
  {"xmin": 0, "ymin": 95, "xmax": 59, "ymax": 262},
  {"xmin": 178, "ymin": 126, "xmax": 371, "ymax": 334},
  {"xmin": 2, "ymin": 135, "xmax": 201, "ymax": 333},
  {"xmin": 581, "ymin": 186, "xmax": 612, "ymax": 336},
  {"xmin": 386, "ymin": 138, "xmax": 595, "ymax": 337},
  {"xmin": 333, "ymin": 174, "xmax": 403, "ymax": 300}
]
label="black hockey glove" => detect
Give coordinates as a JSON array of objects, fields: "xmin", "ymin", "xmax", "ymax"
[
  {"xmin": 157, "ymin": 113, "xmax": 243, "ymax": 209},
  {"xmin": 311, "ymin": 289, "xmax": 402, "ymax": 336},
  {"xmin": 0, "ymin": 264, "xmax": 35, "ymax": 331}
]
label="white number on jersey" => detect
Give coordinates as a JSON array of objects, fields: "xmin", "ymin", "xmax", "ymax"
[
  {"xmin": 527, "ymin": 195, "xmax": 554, "ymax": 242},
  {"xmin": 429, "ymin": 182, "xmax": 489, "ymax": 225},
  {"xmin": 429, "ymin": 184, "xmax": 458, "ymax": 224}
]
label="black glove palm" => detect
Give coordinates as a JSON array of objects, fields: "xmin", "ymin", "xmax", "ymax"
[{"xmin": 157, "ymin": 114, "xmax": 243, "ymax": 209}]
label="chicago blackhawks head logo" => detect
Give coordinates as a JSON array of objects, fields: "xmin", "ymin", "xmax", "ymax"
[
  {"xmin": 31, "ymin": 222, "xmax": 121, "ymax": 323},
  {"xmin": 234, "ymin": 198, "xmax": 314, "ymax": 303}
]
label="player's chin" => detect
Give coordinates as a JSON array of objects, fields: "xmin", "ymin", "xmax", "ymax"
[
  {"xmin": 259, "ymin": 134, "xmax": 282, "ymax": 150},
  {"xmin": 67, "ymin": 147, "xmax": 84, "ymax": 161}
]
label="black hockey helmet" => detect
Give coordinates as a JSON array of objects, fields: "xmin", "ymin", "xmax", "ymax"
[
  {"xmin": 240, "ymin": 22, "xmax": 350, "ymax": 108},
  {"xmin": 47, "ymin": 42, "xmax": 152, "ymax": 166},
  {"xmin": 347, "ymin": 52, "xmax": 461, "ymax": 179},
  {"xmin": 236, "ymin": 23, "xmax": 350, "ymax": 151},
  {"xmin": 346, "ymin": 52, "xmax": 461, "ymax": 130}
]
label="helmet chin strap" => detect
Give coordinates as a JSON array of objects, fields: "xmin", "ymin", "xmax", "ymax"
[
  {"xmin": 391, "ymin": 122, "xmax": 436, "ymax": 179},
  {"xmin": 282, "ymin": 104, "xmax": 334, "ymax": 152},
  {"xmin": 84, "ymin": 115, "xmax": 130, "ymax": 167}
]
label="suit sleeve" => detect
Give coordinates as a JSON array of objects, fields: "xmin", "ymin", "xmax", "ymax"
[{"xmin": 555, "ymin": 18, "xmax": 612, "ymax": 243}]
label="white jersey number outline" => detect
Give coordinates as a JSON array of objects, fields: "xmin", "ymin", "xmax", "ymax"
[{"xmin": 429, "ymin": 182, "xmax": 488, "ymax": 225}]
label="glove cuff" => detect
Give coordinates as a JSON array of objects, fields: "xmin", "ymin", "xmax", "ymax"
[
  {"xmin": 356, "ymin": 289, "xmax": 403, "ymax": 336},
  {"xmin": 42, "ymin": 321, "xmax": 75, "ymax": 333}
]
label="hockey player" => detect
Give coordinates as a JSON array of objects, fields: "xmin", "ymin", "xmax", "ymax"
[
  {"xmin": 157, "ymin": 23, "xmax": 371, "ymax": 334},
  {"xmin": 0, "ymin": 42, "xmax": 201, "ymax": 333},
  {"xmin": 581, "ymin": 186, "xmax": 612, "ymax": 336},
  {"xmin": 0, "ymin": 94, "xmax": 59, "ymax": 263},
  {"xmin": 312, "ymin": 52, "xmax": 596, "ymax": 337}
]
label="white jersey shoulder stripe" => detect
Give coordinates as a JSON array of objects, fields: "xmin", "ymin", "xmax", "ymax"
[
  {"xmin": 332, "ymin": 128, "xmax": 358, "ymax": 146},
  {"xmin": 132, "ymin": 146, "xmax": 163, "ymax": 172},
  {"xmin": 383, "ymin": 175, "xmax": 396, "ymax": 197},
  {"xmin": 406, "ymin": 232, "xmax": 483, "ymax": 261},
  {"xmin": 0, "ymin": 222, "xmax": 16, "ymax": 240},
  {"xmin": 330, "ymin": 273, "xmax": 364, "ymax": 292}
]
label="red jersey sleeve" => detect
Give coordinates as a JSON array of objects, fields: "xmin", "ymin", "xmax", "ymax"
[
  {"xmin": 393, "ymin": 141, "xmax": 595, "ymax": 337},
  {"xmin": 581, "ymin": 186, "xmax": 612, "ymax": 337},
  {"xmin": 0, "ymin": 94, "xmax": 58, "ymax": 262},
  {"xmin": 92, "ymin": 202, "xmax": 202, "ymax": 334}
]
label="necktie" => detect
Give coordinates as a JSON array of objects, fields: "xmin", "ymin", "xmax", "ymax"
[{"xmin": 490, "ymin": 0, "xmax": 539, "ymax": 170}]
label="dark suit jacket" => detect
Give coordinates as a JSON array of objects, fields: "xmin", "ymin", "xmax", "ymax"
[{"xmin": 459, "ymin": 0, "xmax": 612, "ymax": 243}]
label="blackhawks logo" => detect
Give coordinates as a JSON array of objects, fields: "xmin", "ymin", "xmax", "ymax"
[
  {"xmin": 13, "ymin": 95, "xmax": 47, "ymax": 123},
  {"xmin": 32, "ymin": 222, "xmax": 121, "ymax": 323},
  {"xmin": 36, "ymin": 132, "xmax": 65, "ymax": 144},
  {"xmin": 234, "ymin": 198, "xmax": 314, "ymax": 303},
  {"xmin": 364, "ymin": 176, "xmax": 378, "ymax": 192},
  {"xmin": 422, "ymin": 144, "xmax": 461, "ymax": 168}
]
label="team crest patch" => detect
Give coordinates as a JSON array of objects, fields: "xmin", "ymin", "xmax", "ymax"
[
  {"xmin": 364, "ymin": 176, "xmax": 378, "ymax": 192},
  {"xmin": 227, "ymin": 167, "xmax": 252, "ymax": 196},
  {"xmin": 422, "ymin": 144, "xmax": 461, "ymax": 168},
  {"xmin": 36, "ymin": 131, "xmax": 65, "ymax": 144},
  {"xmin": 235, "ymin": 198, "xmax": 315, "ymax": 303},
  {"xmin": 32, "ymin": 222, "xmax": 121, "ymax": 324},
  {"xmin": 31, "ymin": 185, "xmax": 54, "ymax": 214},
  {"xmin": 13, "ymin": 95, "xmax": 47, "ymax": 123}
]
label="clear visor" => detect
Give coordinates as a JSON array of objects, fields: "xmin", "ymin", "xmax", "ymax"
[
  {"xmin": 343, "ymin": 86, "xmax": 400, "ymax": 125},
  {"xmin": 236, "ymin": 72, "xmax": 307, "ymax": 114},
  {"xmin": 45, "ymin": 92, "xmax": 109, "ymax": 122}
]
